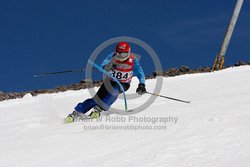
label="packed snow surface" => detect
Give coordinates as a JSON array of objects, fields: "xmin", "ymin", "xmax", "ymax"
[{"xmin": 0, "ymin": 66, "xmax": 250, "ymax": 167}]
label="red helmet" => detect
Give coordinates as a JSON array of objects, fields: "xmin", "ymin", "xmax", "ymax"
[
  {"xmin": 115, "ymin": 42, "xmax": 131, "ymax": 61},
  {"xmin": 115, "ymin": 42, "xmax": 131, "ymax": 53}
]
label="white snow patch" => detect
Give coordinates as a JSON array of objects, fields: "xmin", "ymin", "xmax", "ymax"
[{"xmin": 0, "ymin": 66, "xmax": 250, "ymax": 167}]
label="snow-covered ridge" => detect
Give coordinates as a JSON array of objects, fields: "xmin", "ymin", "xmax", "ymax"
[
  {"xmin": 1, "ymin": 63, "xmax": 249, "ymax": 102},
  {"xmin": 0, "ymin": 65, "xmax": 250, "ymax": 167}
]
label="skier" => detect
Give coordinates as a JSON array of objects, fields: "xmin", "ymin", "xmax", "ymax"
[{"xmin": 65, "ymin": 42, "xmax": 146, "ymax": 123}]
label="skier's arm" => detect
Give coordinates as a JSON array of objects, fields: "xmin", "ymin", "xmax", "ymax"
[
  {"xmin": 101, "ymin": 52, "xmax": 116, "ymax": 71},
  {"xmin": 134, "ymin": 58, "xmax": 146, "ymax": 94},
  {"xmin": 133, "ymin": 58, "xmax": 145, "ymax": 84}
]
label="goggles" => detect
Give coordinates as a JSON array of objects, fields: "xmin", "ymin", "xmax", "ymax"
[{"xmin": 115, "ymin": 52, "xmax": 130, "ymax": 61}]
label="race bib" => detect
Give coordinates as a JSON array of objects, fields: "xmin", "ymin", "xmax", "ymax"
[{"xmin": 109, "ymin": 69, "xmax": 133, "ymax": 82}]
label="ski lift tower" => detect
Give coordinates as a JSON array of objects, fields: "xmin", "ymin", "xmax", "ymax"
[{"xmin": 212, "ymin": 0, "xmax": 244, "ymax": 71}]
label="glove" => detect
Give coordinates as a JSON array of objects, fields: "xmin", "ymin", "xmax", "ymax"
[
  {"xmin": 136, "ymin": 83, "xmax": 146, "ymax": 95},
  {"xmin": 103, "ymin": 61, "xmax": 117, "ymax": 71}
]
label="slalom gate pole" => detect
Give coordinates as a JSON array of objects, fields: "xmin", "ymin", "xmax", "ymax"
[
  {"xmin": 146, "ymin": 92, "xmax": 190, "ymax": 104},
  {"xmin": 88, "ymin": 60, "xmax": 128, "ymax": 111},
  {"xmin": 33, "ymin": 68, "xmax": 96, "ymax": 77}
]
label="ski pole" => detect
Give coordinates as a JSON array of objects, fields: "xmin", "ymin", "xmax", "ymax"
[
  {"xmin": 146, "ymin": 92, "xmax": 191, "ymax": 103},
  {"xmin": 33, "ymin": 68, "xmax": 96, "ymax": 77},
  {"xmin": 88, "ymin": 60, "xmax": 128, "ymax": 111}
]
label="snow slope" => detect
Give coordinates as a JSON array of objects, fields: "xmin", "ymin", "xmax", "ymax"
[{"xmin": 0, "ymin": 66, "xmax": 250, "ymax": 167}]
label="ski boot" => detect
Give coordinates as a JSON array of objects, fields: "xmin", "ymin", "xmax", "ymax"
[
  {"xmin": 88, "ymin": 106, "xmax": 102, "ymax": 119},
  {"xmin": 65, "ymin": 111, "xmax": 84, "ymax": 123}
]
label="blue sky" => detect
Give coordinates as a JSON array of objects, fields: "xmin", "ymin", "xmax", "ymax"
[{"xmin": 0, "ymin": 0, "xmax": 250, "ymax": 92}]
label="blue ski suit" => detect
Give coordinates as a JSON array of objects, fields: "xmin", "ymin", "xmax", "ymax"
[{"xmin": 75, "ymin": 52, "xmax": 145, "ymax": 113}]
